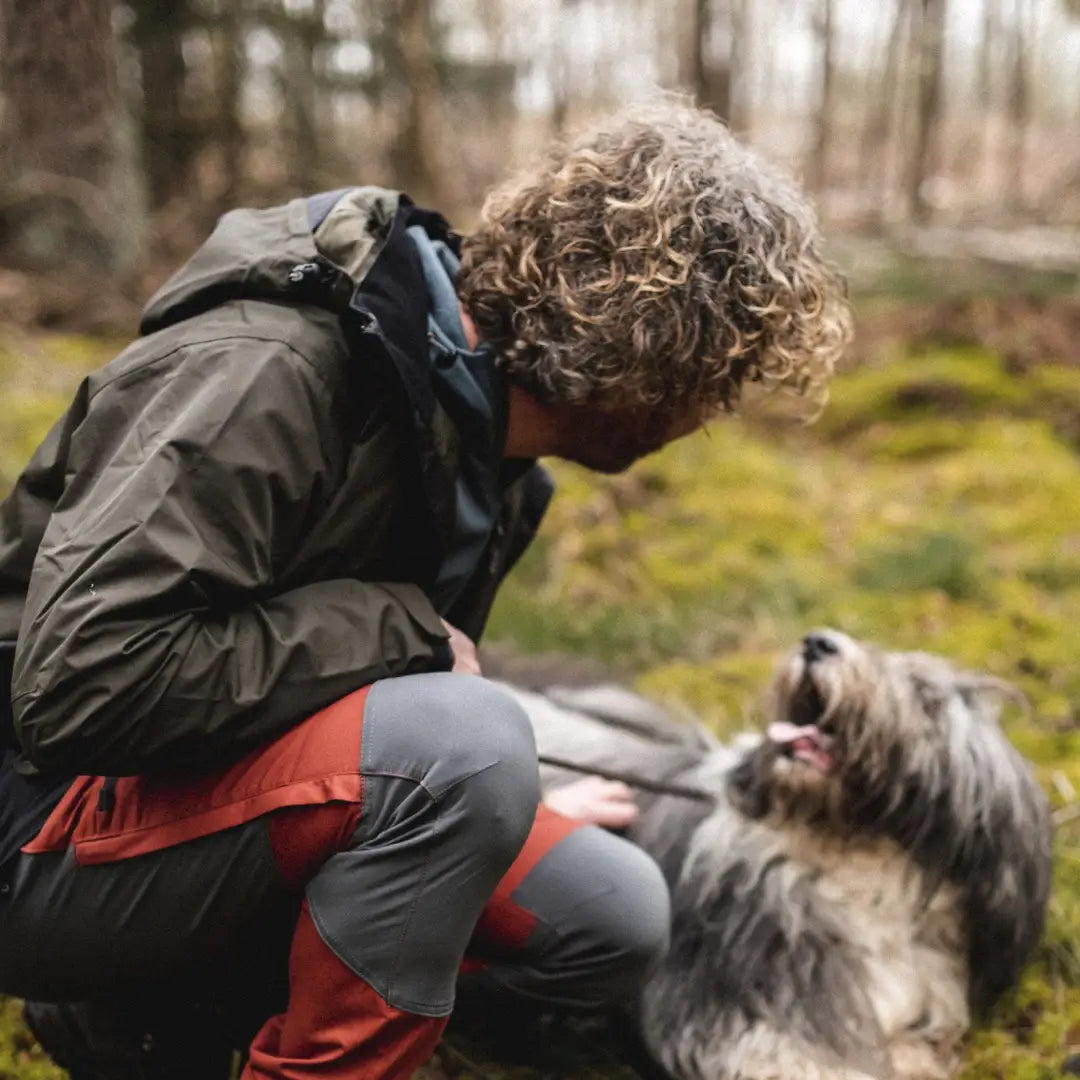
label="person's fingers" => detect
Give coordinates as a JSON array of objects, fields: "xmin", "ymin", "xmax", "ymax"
[
  {"xmin": 595, "ymin": 780, "xmax": 635, "ymax": 802},
  {"xmin": 542, "ymin": 775, "xmax": 641, "ymax": 826},
  {"xmin": 592, "ymin": 800, "xmax": 639, "ymax": 829},
  {"xmin": 440, "ymin": 619, "xmax": 482, "ymax": 675}
]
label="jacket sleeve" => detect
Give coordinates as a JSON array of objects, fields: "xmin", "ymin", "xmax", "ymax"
[{"xmin": 11, "ymin": 338, "xmax": 451, "ymax": 776}]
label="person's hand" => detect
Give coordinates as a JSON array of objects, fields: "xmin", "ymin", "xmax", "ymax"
[
  {"xmin": 543, "ymin": 776, "xmax": 640, "ymax": 828},
  {"xmin": 441, "ymin": 620, "xmax": 481, "ymax": 675}
]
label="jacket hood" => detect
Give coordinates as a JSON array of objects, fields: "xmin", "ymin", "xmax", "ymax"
[{"xmin": 140, "ymin": 187, "xmax": 413, "ymax": 335}]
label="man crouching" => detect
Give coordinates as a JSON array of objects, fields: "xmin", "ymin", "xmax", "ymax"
[{"xmin": 0, "ymin": 100, "xmax": 851, "ymax": 1079}]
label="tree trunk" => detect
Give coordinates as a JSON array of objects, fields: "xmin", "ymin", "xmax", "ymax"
[
  {"xmin": 691, "ymin": 0, "xmax": 733, "ymax": 124},
  {"xmin": 550, "ymin": 0, "xmax": 572, "ymax": 136},
  {"xmin": 977, "ymin": 0, "xmax": 998, "ymax": 193},
  {"xmin": 391, "ymin": 0, "xmax": 443, "ymax": 207},
  {"xmin": 1005, "ymin": 0, "xmax": 1031, "ymax": 212},
  {"xmin": 909, "ymin": 0, "xmax": 947, "ymax": 222},
  {"xmin": 728, "ymin": 0, "xmax": 749, "ymax": 134},
  {"xmin": 861, "ymin": 0, "xmax": 910, "ymax": 215},
  {"xmin": 130, "ymin": 0, "xmax": 198, "ymax": 210},
  {"xmin": 0, "ymin": 0, "xmax": 144, "ymax": 273},
  {"xmin": 809, "ymin": 0, "xmax": 836, "ymax": 193},
  {"xmin": 212, "ymin": 2, "xmax": 247, "ymax": 210},
  {"xmin": 282, "ymin": 4, "xmax": 325, "ymax": 192}
]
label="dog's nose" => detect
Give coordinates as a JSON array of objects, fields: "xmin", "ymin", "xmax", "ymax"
[{"xmin": 802, "ymin": 632, "xmax": 840, "ymax": 663}]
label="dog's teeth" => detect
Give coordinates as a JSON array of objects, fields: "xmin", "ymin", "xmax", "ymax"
[{"xmin": 768, "ymin": 721, "xmax": 819, "ymax": 744}]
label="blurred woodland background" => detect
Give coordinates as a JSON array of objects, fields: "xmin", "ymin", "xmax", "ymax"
[
  {"xmin": 0, "ymin": 0, "xmax": 1080, "ymax": 298},
  {"xmin": 1, "ymin": 1, "xmax": 1080, "ymax": 1078}
]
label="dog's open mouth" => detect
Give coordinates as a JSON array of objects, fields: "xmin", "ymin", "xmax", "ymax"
[{"xmin": 768, "ymin": 679, "xmax": 835, "ymax": 772}]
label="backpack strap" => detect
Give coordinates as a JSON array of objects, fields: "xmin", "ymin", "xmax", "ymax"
[{"xmin": 0, "ymin": 640, "xmax": 15, "ymax": 750}]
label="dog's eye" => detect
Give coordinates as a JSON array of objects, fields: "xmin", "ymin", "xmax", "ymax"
[{"xmin": 911, "ymin": 678, "xmax": 946, "ymax": 722}]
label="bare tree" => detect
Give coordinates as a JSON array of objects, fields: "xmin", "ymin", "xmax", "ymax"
[
  {"xmin": 861, "ymin": 0, "xmax": 911, "ymax": 216},
  {"xmin": 211, "ymin": 1, "xmax": 247, "ymax": 210},
  {"xmin": 0, "ymin": 0, "xmax": 144, "ymax": 273},
  {"xmin": 550, "ymin": 0, "xmax": 574, "ymax": 136},
  {"xmin": 390, "ymin": 0, "xmax": 443, "ymax": 206},
  {"xmin": 1005, "ymin": 0, "xmax": 1033, "ymax": 211},
  {"xmin": 976, "ymin": 0, "xmax": 999, "ymax": 190},
  {"xmin": 279, "ymin": 0, "xmax": 327, "ymax": 192},
  {"xmin": 909, "ymin": 0, "xmax": 947, "ymax": 221},
  {"xmin": 690, "ymin": 0, "xmax": 734, "ymax": 124},
  {"xmin": 1059, "ymin": 0, "xmax": 1080, "ymax": 175},
  {"xmin": 729, "ymin": 0, "xmax": 750, "ymax": 133},
  {"xmin": 809, "ymin": 0, "xmax": 836, "ymax": 193},
  {"xmin": 129, "ymin": 0, "xmax": 200, "ymax": 210}
]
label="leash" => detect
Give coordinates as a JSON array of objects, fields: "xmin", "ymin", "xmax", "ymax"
[{"xmin": 537, "ymin": 753, "xmax": 717, "ymax": 804}]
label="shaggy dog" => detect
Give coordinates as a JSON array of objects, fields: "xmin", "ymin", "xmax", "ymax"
[{"xmin": 500, "ymin": 629, "xmax": 1053, "ymax": 1080}]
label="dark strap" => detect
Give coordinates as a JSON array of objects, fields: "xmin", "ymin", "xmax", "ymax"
[
  {"xmin": 97, "ymin": 775, "xmax": 118, "ymax": 813},
  {"xmin": 0, "ymin": 640, "xmax": 15, "ymax": 750},
  {"xmin": 537, "ymin": 753, "xmax": 716, "ymax": 804}
]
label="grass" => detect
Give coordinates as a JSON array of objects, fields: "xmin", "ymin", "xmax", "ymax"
[{"xmin": 1, "ymin": 315, "xmax": 1080, "ymax": 1076}]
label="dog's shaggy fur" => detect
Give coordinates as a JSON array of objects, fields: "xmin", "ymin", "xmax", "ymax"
[{"xmin": 501, "ymin": 630, "xmax": 1052, "ymax": 1080}]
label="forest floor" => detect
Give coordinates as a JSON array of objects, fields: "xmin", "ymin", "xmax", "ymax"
[{"xmin": 0, "ymin": 253, "xmax": 1078, "ymax": 1079}]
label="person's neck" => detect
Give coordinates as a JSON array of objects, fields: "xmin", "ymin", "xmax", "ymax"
[
  {"xmin": 458, "ymin": 299, "xmax": 561, "ymax": 459},
  {"xmin": 504, "ymin": 384, "xmax": 564, "ymax": 459},
  {"xmin": 459, "ymin": 300, "xmax": 480, "ymax": 351}
]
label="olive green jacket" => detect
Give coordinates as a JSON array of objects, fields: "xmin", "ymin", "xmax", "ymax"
[{"xmin": 0, "ymin": 188, "xmax": 552, "ymax": 775}]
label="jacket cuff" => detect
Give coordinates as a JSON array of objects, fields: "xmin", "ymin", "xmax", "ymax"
[
  {"xmin": 430, "ymin": 639, "xmax": 454, "ymax": 672},
  {"xmin": 377, "ymin": 583, "xmax": 446, "ymax": 635},
  {"xmin": 375, "ymin": 582, "xmax": 451, "ymax": 670}
]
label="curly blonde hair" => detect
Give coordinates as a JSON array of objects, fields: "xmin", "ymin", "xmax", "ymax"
[{"xmin": 458, "ymin": 100, "xmax": 852, "ymax": 418}]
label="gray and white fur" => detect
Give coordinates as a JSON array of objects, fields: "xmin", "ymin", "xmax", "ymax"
[{"xmin": 499, "ymin": 629, "xmax": 1053, "ymax": 1080}]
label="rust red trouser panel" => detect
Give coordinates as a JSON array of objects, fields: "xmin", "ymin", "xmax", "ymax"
[
  {"xmin": 23, "ymin": 686, "xmax": 373, "ymax": 866},
  {"xmin": 4, "ymin": 674, "xmax": 670, "ymax": 1080},
  {"xmin": 244, "ymin": 902, "xmax": 447, "ymax": 1080}
]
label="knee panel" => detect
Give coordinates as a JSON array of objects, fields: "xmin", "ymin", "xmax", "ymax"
[
  {"xmin": 501, "ymin": 826, "xmax": 672, "ymax": 1008},
  {"xmin": 361, "ymin": 673, "xmax": 539, "ymax": 852},
  {"xmin": 305, "ymin": 674, "xmax": 541, "ymax": 1016}
]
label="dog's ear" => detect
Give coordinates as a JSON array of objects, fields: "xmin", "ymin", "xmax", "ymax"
[
  {"xmin": 944, "ymin": 686, "xmax": 1051, "ymax": 1014},
  {"xmin": 956, "ymin": 675, "xmax": 1029, "ymax": 723},
  {"xmin": 961, "ymin": 801, "xmax": 1051, "ymax": 1015}
]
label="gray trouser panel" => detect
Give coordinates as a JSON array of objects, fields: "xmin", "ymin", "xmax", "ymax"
[
  {"xmin": 306, "ymin": 673, "xmax": 541, "ymax": 1015},
  {"xmin": 476, "ymin": 823, "xmax": 671, "ymax": 1010}
]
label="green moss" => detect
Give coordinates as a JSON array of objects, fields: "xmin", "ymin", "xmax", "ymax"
[
  {"xmin": 636, "ymin": 652, "xmax": 776, "ymax": 737},
  {"xmin": 819, "ymin": 349, "xmax": 1028, "ymax": 439},
  {"xmin": 0, "ymin": 1001, "xmax": 63, "ymax": 1080},
  {"xmin": 0, "ymin": 331, "xmax": 119, "ymax": 497},
  {"xmin": 2, "ymin": 324, "xmax": 1080, "ymax": 1077},
  {"xmin": 854, "ymin": 530, "xmax": 984, "ymax": 600}
]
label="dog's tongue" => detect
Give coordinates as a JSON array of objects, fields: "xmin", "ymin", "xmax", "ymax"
[{"xmin": 767, "ymin": 722, "xmax": 835, "ymax": 772}]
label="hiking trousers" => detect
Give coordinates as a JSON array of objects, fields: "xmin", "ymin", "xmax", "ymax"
[{"xmin": 0, "ymin": 674, "xmax": 671, "ymax": 1080}]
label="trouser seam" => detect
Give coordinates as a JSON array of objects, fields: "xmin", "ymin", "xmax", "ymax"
[
  {"xmin": 308, "ymin": 764, "xmax": 485, "ymax": 1016},
  {"xmin": 305, "ymin": 875, "xmax": 454, "ymax": 1018},
  {"xmin": 385, "ymin": 795, "xmax": 442, "ymax": 1006},
  {"xmin": 357, "ymin": 759, "xmax": 501, "ymax": 804}
]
